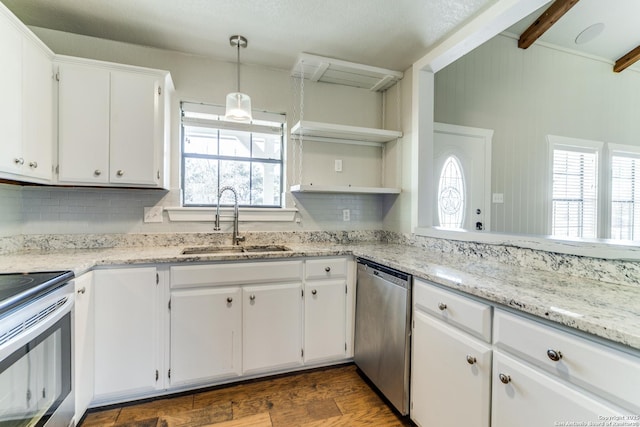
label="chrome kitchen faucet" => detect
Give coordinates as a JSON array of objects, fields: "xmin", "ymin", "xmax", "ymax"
[{"xmin": 214, "ymin": 186, "xmax": 245, "ymax": 245}]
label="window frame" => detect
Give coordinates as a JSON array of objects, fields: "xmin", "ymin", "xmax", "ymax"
[
  {"xmin": 180, "ymin": 102, "xmax": 285, "ymax": 208},
  {"xmin": 547, "ymin": 135, "xmax": 603, "ymax": 239},
  {"xmin": 608, "ymin": 143, "xmax": 640, "ymax": 241}
]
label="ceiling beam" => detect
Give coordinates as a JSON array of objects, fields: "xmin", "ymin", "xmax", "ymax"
[
  {"xmin": 518, "ymin": 0, "xmax": 580, "ymax": 49},
  {"xmin": 614, "ymin": 45, "xmax": 640, "ymax": 73}
]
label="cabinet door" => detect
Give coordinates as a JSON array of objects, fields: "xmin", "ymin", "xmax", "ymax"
[
  {"xmin": 492, "ymin": 351, "xmax": 626, "ymax": 427},
  {"xmin": 93, "ymin": 267, "xmax": 160, "ymax": 401},
  {"xmin": 0, "ymin": 19, "xmax": 23, "ymax": 175},
  {"xmin": 21, "ymin": 39, "xmax": 52, "ymax": 181},
  {"xmin": 110, "ymin": 71, "xmax": 161, "ymax": 186},
  {"xmin": 411, "ymin": 311, "xmax": 491, "ymax": 427},
  {"xmin": 243, "ymin": 283, "xmax": 303, "ymax": 374},
  {"xmin": 170, "ymin": 287, "xmax": 241, "ymax": 387},
  {"xmin": 57, "ymin": 63, "xmax": 110, "ymax": 184},
  {"xmin": 304, "ymin": 279, "xmax": 346, "ymax": 364},
  {"xmin": 74, "ymin": 272, "xmax": 94, "ymax": 423}
]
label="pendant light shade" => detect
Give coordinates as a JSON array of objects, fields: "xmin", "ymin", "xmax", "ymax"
[{"xmin": 225, "ymin": 35, "xmax": 252, "ymax": 122}]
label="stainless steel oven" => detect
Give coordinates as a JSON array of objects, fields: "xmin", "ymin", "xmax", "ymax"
[{"xmin": 0, "ymin": 271, "xmax": 75, "ymax": 427}]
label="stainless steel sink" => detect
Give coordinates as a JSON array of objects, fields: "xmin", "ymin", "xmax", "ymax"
[{"xmin": 181, "ymin": 245, "xmax": 291, "ymax": 255}]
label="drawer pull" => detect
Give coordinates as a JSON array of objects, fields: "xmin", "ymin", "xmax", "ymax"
[
  {"xmin": 466, "ymin": 355, "xmax": 476, "ymax": 365},
  {"xmin": 546, "ymin": 349, "xmax": 562, "ymax": 362},
  {"xmin": 498, "ymin": 373, "xmax": 511, "ymax": 384},
  {"xmin": 226, "ymin": 297, "xmax": 233, "ymax": 303},
  {"xmin": 438, "ymin": 302, "xmax": 447, "ymax": 311},
  {"xmin": 311, "ymin": 289, "xmax": 317, "ymax": 295},
  {"xmin": 77, "ymin": 287, "xmax": 86, "ymax": 294},
  {"xmin": 325, "ymin": 266, "xmax": 331, "ymax": 272},
  {"xmin": 249, "ymin": 294, "xmax": 256, "ymax": 301}
]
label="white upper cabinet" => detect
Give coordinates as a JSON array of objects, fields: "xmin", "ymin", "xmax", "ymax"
[
  {"xmin": 56, "ymin": 56, "xmax": 172, "ymax": 188},
  {"xmin": 57, "ymin": 62, "xmax": 110, "ymax": 184},
  {"xmin": 0, "ymin": 4, "xmax": 54, "ymax": 183}
]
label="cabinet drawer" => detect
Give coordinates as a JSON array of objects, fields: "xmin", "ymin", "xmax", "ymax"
[
  {"xmin": 305, "ymin": 257, "xmax": 347, "ymax": 280},
  {"xmin": 414, "ymin": 278, "xmax": 492, "ymax": 342},
  {"xmin": 171, "ymin": 260, "xmax": 303, "ymax": 288},
  {"xmin": 494, "ymin": 309, "xmax": 640, "ymax": 413}
]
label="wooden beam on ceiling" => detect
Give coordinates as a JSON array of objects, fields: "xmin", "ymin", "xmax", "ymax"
[
  {"xmin": 518, "ymin": 0, "xmax": 580, "ymax": 49},
  {"xmin": 614, "ymin": 45, "xmax": 640, "ymax": 73}
]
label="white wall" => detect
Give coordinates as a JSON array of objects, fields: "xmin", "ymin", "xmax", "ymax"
[
  {"xmin": 1, "ymin": 27, "xmax": 394, "ymax": 236},
  {"xmin": 382, "ymin": 67, "xmax": 414, "ymax": 233},
  {"xmin": 434, "ymin": 33, "xmax": 640, "ymax": 235}
]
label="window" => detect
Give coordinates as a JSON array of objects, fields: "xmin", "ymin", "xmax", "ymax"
[
  {"xmin": 610, "ymin": 147, "xmax": 640, "ymax": 240},
  {"xmin": 181, "ymin": 102, "xmax": 284, "ymax": 207},
  {"xmin": 549, "ymin": 136, "xmax": 601, "ymax": 239},
  {"xmin": 437, "ymin": 155, "xmax": 465, "ymax": 228}
]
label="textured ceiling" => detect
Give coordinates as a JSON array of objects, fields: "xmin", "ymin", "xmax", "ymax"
[{"xmin": 0, "ymin": 0, "xmax": 492, "ymax": 72}]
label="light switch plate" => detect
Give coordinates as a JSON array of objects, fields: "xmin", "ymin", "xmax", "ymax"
[
  {"xmin": 144, "ymin": 206, "xmax": 164, "ymax": 223},
  {"xmin": 335, "ymin": 159, "xmax": 343, "ymax": 172},
  {"xmin": 492, "ymin": 193, "xmax": 504, "ymax": 204}
]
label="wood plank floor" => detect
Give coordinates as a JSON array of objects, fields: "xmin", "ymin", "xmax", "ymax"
[{"xmin": 80, "ymin": 364, "xmax": 414, "ymax": 427}]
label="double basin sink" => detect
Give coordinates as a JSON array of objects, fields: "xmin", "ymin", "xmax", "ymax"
[{"xmin": 181, "ymin": 245, "xmax": 292, "ymax": 255}]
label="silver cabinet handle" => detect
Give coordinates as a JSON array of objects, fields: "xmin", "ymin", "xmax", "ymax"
[
  {"xmin": 249, "ymin": 294, "xmax": 256, "ymax": 301},
  {"xmin": 547, "ymin": 349, "xmax": 562, "ymax": 362},
  {"xmin": 325, "ymin": 266, "xmax": 331, "ymax": 272},
  {"xmin": 29, "ymin": 161, "xmax": 38, "ymax": 168},
  {"xmin": 311, "ymin": 289, "xmax": 317, "ymax": 295},
  {"xmin": 438, "ymin": 302, "xmax": 447, "ymax": 311},
  {"xmin": 77, "ymin": 287, "xmax": 86, "ymax": 294},
  {"xmin": 94, "ymin": 169, "xmax": 102, "ymax": 176},
  {"xmin": 466, "ymin": 355, "xmax": 476, "ymax": 365},
  {"xmin": 14, "ymin": 157, "xmax": 24, "ymax": 165},
  {"xmin": 116, "ymin": 170, "xmax": 124, "ymax": 177},
  {"xmin": 498, "ymin": 373, "xmax": 511, "ymax": 384}
]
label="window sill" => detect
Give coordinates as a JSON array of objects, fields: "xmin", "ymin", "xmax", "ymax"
[{"xmin": 165, "ymin": 207, "xmax": 298, "ymax": 222}]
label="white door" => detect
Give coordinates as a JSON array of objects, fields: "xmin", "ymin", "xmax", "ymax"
[
  {"xmin": 242, "ymin": 283, "xmax": 303, "ymax": 374},
  {"xmin": 73, "ymin": 272, "xmax": 94, "ymax": 423},
  {"xmin": 0, "ymin": 20, "xmax": 23, "ymax": 176},
  {"xmin": 411, "ymin": 311, "xmax": 491, "ymax": 427},
  {"xmin": 93, "ymin": 267, "xmax": 160, "ymax": 400},
  {"xmin": 170, "ymin": 287, "xmax": 242, "ymax": 387},
  {"xmin": 57, "ymin": 63, "xmax": 110, "ymax": 184},
  {"xmin": 492, "ymin": 351, "xmax": 626, "ymax": 427},
  {"xmin": 110, "ymin": 71, "xmax": 161, "ymax": 186},
  {"xmin": 434, "ymin": 122, "xmax": 492, "ymax": 231},
  {"xmin": 22, "ymin": 40, "xmax": 52, "ymax": 181},
  {"xmin": 304, "ymin": 279, "xmax": 346, "ymax": 364}
]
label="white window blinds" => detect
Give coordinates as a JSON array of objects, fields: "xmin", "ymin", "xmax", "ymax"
[
  {"xmin": 551, "ymin": 147, "xmax": 598, "ymax": 238},
  {"xmin": 611, "ymin": 153, "xmax": 640, "ymax": 240}
]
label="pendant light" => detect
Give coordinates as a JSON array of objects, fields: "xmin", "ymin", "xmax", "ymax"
[{"xmin": 225, "ymin": 35, "xmax": 252, "ymax": 122}]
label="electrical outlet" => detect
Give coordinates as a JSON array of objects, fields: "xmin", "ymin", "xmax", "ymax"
[
  {"xmin": 492, "ymin": 193, "xmax": 504, "ymax": 204},
  {"xmin": 335, "ymin": 159, "xmax": 343, "ymax": 172},
  {"xmin": 343, "ymin": 209, "xmax": 350, "ymax": 221},
  {"xmin": 144, "ymin": 206, "xmax": 163, "ymax": 223}
]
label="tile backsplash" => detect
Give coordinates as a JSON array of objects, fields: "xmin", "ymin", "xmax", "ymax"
[{"xmin": 2, "ymin": 185, "xmax": 385, "ymax": 236}]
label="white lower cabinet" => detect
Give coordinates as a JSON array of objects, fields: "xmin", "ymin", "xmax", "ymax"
[
  {"xmin": 304, "ymin": 279, "xmax": 347, "ymax": 364},
  {"xmin": 411, "ymin": 282, "xmax": 492, "ymax": 427},
  {"xmin": 169, "ymin": 287, "xmax": 242, "ymax": 386},
  {"xmin": 73, "ymin": 271, "xmax": 94, "ymax": 424},
  {"xmin": 93, "ymin": 267, "xmax": 163, "ymax": 403},
  {"xmin": 492, "ymin": 351, "xmax": 625, "ymax": 426},
  {"xmin": 242, "ymin": 283, "xmax": 303, "ymax": 374}
]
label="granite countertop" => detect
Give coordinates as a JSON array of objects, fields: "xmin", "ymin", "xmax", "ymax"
[{"xmin": 1, "ymin": 242, "xmax": 639, "ymax": 353}]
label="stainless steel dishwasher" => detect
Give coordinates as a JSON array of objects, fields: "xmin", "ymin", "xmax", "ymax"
[{"xmin": 354, "ymin": 258, "xmax": 412, "ymax": 415}]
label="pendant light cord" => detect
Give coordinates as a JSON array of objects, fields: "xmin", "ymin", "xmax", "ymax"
[{"xmin": 236, "ymin": 40, "xmax": 241, "ymax": 93}]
